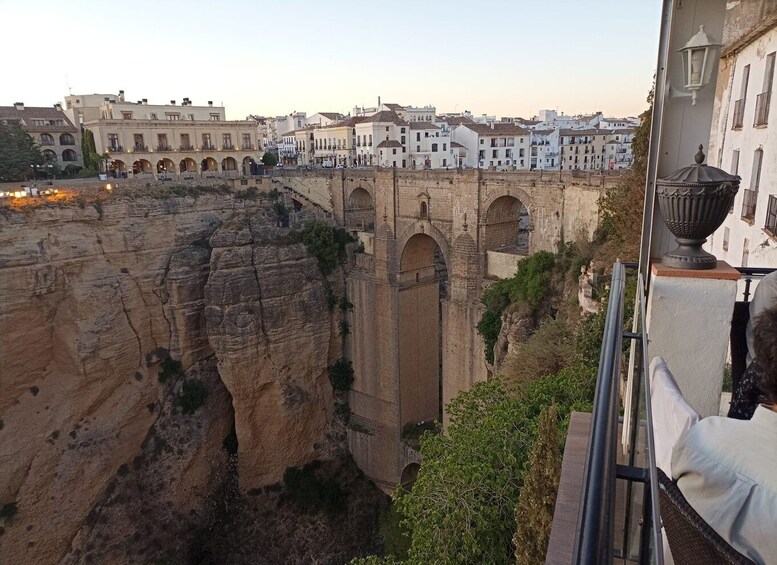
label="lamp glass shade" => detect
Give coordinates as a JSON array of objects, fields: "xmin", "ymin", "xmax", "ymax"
[{"xmin": 679, "ymin": 25, "xmax": 721, "ymax": 91}]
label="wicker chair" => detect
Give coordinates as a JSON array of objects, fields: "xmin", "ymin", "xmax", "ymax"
[{"xmin": 657, "ymin": 468, "xmax": 756, "ymax": 565}]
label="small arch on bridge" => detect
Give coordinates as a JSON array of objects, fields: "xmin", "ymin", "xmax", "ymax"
[
  {"xmin": 400, "ymin": 463, "xmax": 421, "ymax": 490},
  {"xmin": 346, "ymin": 186, "xmax": 375, "ymax": 231},
  {"xmin": 483, "ymin": 195, "xmax": 531, "ymax": 255}
]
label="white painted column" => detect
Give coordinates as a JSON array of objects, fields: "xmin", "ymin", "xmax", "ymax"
[{"xmin": 645, "ymin": 262, "xmax": 740, "ymax": 418}]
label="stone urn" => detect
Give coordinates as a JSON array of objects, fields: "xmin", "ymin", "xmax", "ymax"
[{"xmin": 656, "ymin": 145, "xmax": 740, "ymax": 270}]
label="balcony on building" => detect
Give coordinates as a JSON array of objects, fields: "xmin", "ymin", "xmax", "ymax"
[
  {"xmin": 741, "ymin": 188, "xmax": 757, "ymax": 222},
  {"xmin": 754, "ymin": 91, "xmax": 771, "ymax": 127},
  {"xmin": 732, "ymin": 98, "xmax": 745, "ymax": 129}
]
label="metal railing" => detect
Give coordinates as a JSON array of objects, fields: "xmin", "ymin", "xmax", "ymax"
[
  {"xmin": 573, "ymin": 262, "xmax": 663, "ymax": 565},
  {"xmin": 754, "ymin": 92, "xmax": 771, "ymax": 127},
  {"xmin": 741, "ymin": 188, "xmax": 757, "ymax": 221},
  {"xmin": 732, "ymin": 99, "xmax": 746, "ymax": 129}
]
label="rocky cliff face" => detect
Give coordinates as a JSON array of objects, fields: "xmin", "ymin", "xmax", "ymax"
[
  {"xmin": 0, "ymin": 193, "xmax": 343, "ymax": 564},
  {"xmin": 205, "ymin": 216, "xmax": 343, "ymax": 490}
]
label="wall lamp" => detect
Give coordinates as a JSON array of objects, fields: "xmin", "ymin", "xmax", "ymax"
[{"xmin": 673, "ymin": 25, "xmax": 721, "ymax": 105}]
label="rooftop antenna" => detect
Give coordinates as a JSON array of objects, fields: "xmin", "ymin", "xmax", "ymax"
[{"xmin": 65, "ymin": 75, "xmax": 72, "ymax": 95}]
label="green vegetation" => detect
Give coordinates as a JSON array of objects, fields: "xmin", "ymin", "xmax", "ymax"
[
  {"xmin": 328, "ymin": 357, "xmax": 354, "ymax": 391},
  {"xmin": 158, "ymin": 357, "xmax": 183, "ymax": 383},
  {"xmin": 272, "ymin": 200, "xmax": 289, "ymax": 224},
  {"xmin": 0, "ymin": 502, "xmax": 18, "ymax": 523},
  {"xmin": 477, "ymin": 251, "xmax": 557, "ymax": 364},
  {"xmin": 176, "ymin": 379, "xmax": 208, "ymax": 415},
  {"xmin": 262, "ymin": 151, "xmax": 279, "ymax": 167},
  {"xmin": 513, "ymin": 404, "xmax": 562, "ymax": 565},
  {"xmin": 0, "ymin": 122, "xmax": 43, "ymax": 182},
  {"xmin": 300, "ymin": 221, "xmax": 355, "ymax": 275},
  {"xmin": 379, "ymin": 505, "xmax": 411, "ymax": 560},
  {"xmin": 237, "ymin": 185, "xmax": 259, "ymax": 200},
  {"xmin": 283, "ymin": 462, "xmax": 346, "ymax": 513},
  {"xmin": 400, "ymin": 420, "xmax": 440, "ymax": 451}
]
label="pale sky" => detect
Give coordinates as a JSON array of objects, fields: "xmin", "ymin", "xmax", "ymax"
[{"xmin": 0, "ymin": 0, "xmax": 661, "ymax": 120}]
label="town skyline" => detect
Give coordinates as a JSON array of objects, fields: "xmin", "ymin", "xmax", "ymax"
[{"xmin": 0, "ymin": 0, "xmax": 661, "ymax": 120}]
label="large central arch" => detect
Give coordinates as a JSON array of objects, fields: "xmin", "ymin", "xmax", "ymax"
[{"xmin": 398, "ymin": 233, "xmax": 448, "ymax": 430}]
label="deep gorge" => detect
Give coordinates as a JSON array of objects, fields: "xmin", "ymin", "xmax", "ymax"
[{"xmin": 0, "ymin": 191, "xmax": 384, "ymax": 564}]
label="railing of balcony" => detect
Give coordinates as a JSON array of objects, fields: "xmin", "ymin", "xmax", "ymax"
[
  {"xmin": 156, "ymin": 145, "xmax": 172, "ymax": 152},
  {"xmin": 573, "ymin": 263, "xmax": 663, "ymax": 565},
  {"xmin": 179, "ymin": 145, "xmax": 194, "ymax": 151},
  {"xmin": 133, "ymin": 145, "xmax": 148, "ymax": 152},
  {"xmin": 754, "ymin": 92, "xmax": 771, "ymax": 127},
  {"xmin": 741, "ymin": 188, "xmax": 757, "ymax": 222},
  {"xmin": 732, "ymin": 99, "xmax": 746, "ymax": 129}
]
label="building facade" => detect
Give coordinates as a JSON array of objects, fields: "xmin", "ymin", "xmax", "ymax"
[
  {"xmin": 708, "ymin": 11, "xmax": 777, "ymax": 266},
  {"xmin": 73, "ymin": 94, "xmax": 262, "ymax": 177},
  {"xmin": 452, "ymin": 123, "xmax": 531, "ymax": 170},
  {"xmin": 0, "ymin": 102, "xmax": 83, "ymax": 171}
]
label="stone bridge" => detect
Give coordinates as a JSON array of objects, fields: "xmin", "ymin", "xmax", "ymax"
[{"xmin": 273, "ymin": 168, "xmax": 617, "ymax": 490}]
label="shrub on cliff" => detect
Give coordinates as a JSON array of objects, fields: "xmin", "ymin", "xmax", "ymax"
[
  {"xmin": 158, "ymin": 357, "xmax": 183, "ymax": 383},
  {"xmin": 477, "ymin": 251, "xmax": 556, "ymax": 364},
  {"xmin": 176, "ymin": 379, "xmax": 208, "ymax": 414},
  {"xmin": 328, "ymin": 358, "xmax": 354, "ymax": 391},
  {"xmin": 300, "ymin": 221, "xmax": 355, "ymax": 275},
  {"xmin": 283, "ymin": 463, "xmax": 346, "ymax": 513}
]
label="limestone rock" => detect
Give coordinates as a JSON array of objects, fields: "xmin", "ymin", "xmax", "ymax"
[{"xmin": 204, "ymin": 218, "xmax": 340, "ymax": 490}]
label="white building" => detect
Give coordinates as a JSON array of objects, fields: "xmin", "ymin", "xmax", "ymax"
[
  {"xmin": 707, "ymin": 16, "xmax": 777, "ymax": 266},
  {"xmin": 452, "ymin": 123, "xmax": 531, "ymax": 169},
  {"xmin": 559, "ymin": 128, "xmax": 634, "ymax": 171},
  {"xmin": 529, "ymin": 129, "xmax": 560, "ymax": 170}
]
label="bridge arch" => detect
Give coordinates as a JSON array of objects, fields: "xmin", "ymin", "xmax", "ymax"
[
  {"xmin": 396, "ymin": 222, "xmax": 451, "ymax": 277},
  {"xmin": 400, "ymin": 463, "xmax": 421, "ymax": 489},
  {"xmin": 398, "ymin": 232, "xmax": 448, "ymax": 432}
]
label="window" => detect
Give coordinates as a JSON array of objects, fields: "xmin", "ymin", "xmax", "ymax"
[
  {"xmin": 443, "ymin": 143, "xmax": 447, "ymax": 151},
  {"xmin": 766, "ymin": 195, "xmax": 777, "ymax": 235},
  {"xmin": 480, "ymin": 139, "xmax": 484, "ymax": 144},
  {"xmin": 242, "ymin": 133, "xmax": 252, "ymax": 149},
  {"xmin": 755, "ymin": 52, "xmax": 775, "ymax": 126},
  {"xmin": 157, "ymin": 133, "xmax": 168, "ymax": 149},
  {"xmin": 401, "ymin": 127, "xmax": 406, "ymax": 133},
  {"xmin": 122, "ymin": 112, "xmax": 133, "ymax": 120},
  {"xmin": 369, "ymin": 134, "xmax": 372, "ymax": 146},
  {"xmin": 166, "ymin": 113, "xmax": 180, "ymax": 121},
  {"xmin": 432, "ymin": 143, "xmax": 439, "ymax": 152},
  {"xmin": 401, "ymin": 136, "xmax": 406, "ymax": 144},
  {"xmin": 188, "ymin": 114, "xmax": 195, "ymax": 121},
  {"xmin": 150, "ymin": 113, "xmax": 157, "ymax": 120},
  {"xmin": 386, "ymin": 126, "xmax": 389, "ymax": 132},
  {"xmin": 222, "ymin": 134, "xmax": 232, "ymax": 149},
  {"xmin": 210, "ymin": 113, "xmax": 220, "ymax": 121},
  {"xmin": 420, "ymin": 201, "xmax": 428, "ymax": 218},
  {"xmin": 417, "ymin": 133, "xmax": 421, "ymax": 141},
  {"xmin": 742, "ymin": 238, "xmax": 750, "ymax": 267},
  {"xmin": 492, "ymin": 149, "xmax": 498, "ymax": 158},
  {"xmin": 733, "ymin": 65, "xmax": 750, "ymax": 129},
  {"xmin": 31, "ymin": 119, "xmax": 45, "ymax": 126},
  {"xmin": 442, "ymin": 158, "xmax": 447, "ymax": 166},
  {"xmin": 181, "ymin": 134, "xmax": 191, "ymax": 149},
  {"xmin": 417, "ymin": 145, "xmax": 421, "ymax": 152},
  {"xmin": 202, "ymin": 133, "xmax": 212, "ymax": 149},
  {"xmin": 108, "ymin": 133, "xmax": 120, "ymax": 150},
  {"xmin": 133, "ymin": 133, "xmax": 145, "ymax": 150},
  {"xmin": 751, "ymin": 148, "xmax": 763, "ymax": 191},
  {"xmin": 392, "ymin": 148, "xmax": 397, "ymax": 155},
  {"xmin": 723, "ymin": 228, "xmax": 730, "ymax": 251},
  {"xmin": 731, "ymin": 149, "xmax": 740, "ymax": 176}
]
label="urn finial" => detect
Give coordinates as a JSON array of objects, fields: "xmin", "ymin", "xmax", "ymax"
[{"xmin": 695, "ymin": 144, "xmax": 705, "ymax": 165}]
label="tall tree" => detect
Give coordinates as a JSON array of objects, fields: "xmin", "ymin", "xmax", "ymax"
[
  {"xmin": 513, "ymin": 404, "xmax": 562, "ymax": 565},
  {"xmin": 0, "ymin": 122, "xmax": 43, "ymax": 181},
  {"xmin": 81, "ymin": 129, "xmax": 98, "ymax": 171}
]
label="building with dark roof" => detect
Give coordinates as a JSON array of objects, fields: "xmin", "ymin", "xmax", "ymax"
[{"xmin": 0, "ymin": 102, "xmax": 83, "ymax": 170}]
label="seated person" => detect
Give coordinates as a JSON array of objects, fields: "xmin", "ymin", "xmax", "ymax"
[
  {"xmin": 730, "ymin": 272, "xmax": 777, "ymax": 419},
  {"xmin": 672, "ymin": 306, "xmax": 777, "ymax": 564}
]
